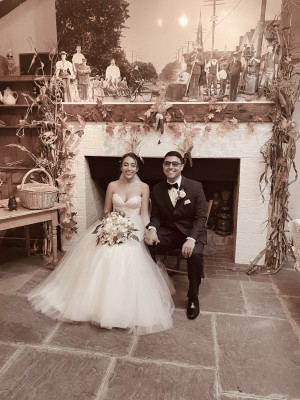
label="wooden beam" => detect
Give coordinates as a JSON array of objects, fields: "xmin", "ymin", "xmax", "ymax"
[
  {"xmin": 0, "ymin": 0, "xmax": 28, "ymax": 19},
  {"xmin": 63, "ymin": 102, "xmax": 275, "ymax": 123}
]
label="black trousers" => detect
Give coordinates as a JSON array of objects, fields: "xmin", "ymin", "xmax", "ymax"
[
  {"xmin": 148, "ymin": 228, "xmax": 203, "ymax": 299},
  {"xmin": 229, "ymin": 74, "xmax": 240, "ymax": 101}
]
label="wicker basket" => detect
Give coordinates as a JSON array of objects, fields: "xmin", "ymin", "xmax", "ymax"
[{"xmin": 17, "ymin": 168, "xmax": 58, "ymax": 210}]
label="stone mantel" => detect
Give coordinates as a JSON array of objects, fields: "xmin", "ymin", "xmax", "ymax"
[{"xmin": 63, "ymin": 101, "xmax": 275, "ymax": 123}]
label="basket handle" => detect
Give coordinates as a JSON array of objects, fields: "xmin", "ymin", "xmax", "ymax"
[{"xmin": 20, "ymin": 168, "xmax": 54, "ymax": 190}]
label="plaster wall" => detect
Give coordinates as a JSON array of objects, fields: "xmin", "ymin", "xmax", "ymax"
[
  {"xmin": 0, "ymin": 0, "xmax": 57, "ymax": 74},
  {"xmin": 289, "ymin": 101, "xmax": 300, "ymax": 219}
]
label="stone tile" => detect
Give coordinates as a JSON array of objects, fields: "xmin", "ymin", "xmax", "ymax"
[
  {"xmin": 200, "ymin": 279, "xmax": 246, "ymax": 314},
  {"xmin": 249, "ymin": 275, "xmax": 272, "ymax": 283},
  {"xmin": 0, "ymin": 273, "xmax": 32, "ymax": 295},
  {"xmin": 0, "ymin": 294, "xmax": 57, "ymax": 344},
  {"xmin": 50, "ymin": 322, "xmax": 134, "ymax": 356},
  {"xmin": 226, "ymin": 275, "xmax": 250, "ymax": 281},
  {"xmin": 103, "ymin": 359, "xmax": 217, "ymax": 400},
  {"xmin": 219, "ymin": 396, "xmax": 271, "ymax": 400},
  {"xmin": 133, "ymin": 311, "xmax": 215, "ymax": 367},
  {"xmin": 281, "ymin": 296, "xmax": 300, "ymax": 328},
  {"xmin": 216, "ymin": 270, "xmax": 235, "ymax": 275},
  {"xmin": 241, "ymin": 281, "xmax": 286, "ymax": 319},
  {"xmin": 0, "ymin": 347, "xmax": 109, "ymax": 400},
  {"xmin": 217, "ymin": 314, "xmax": 300, "ymax": 399},
  {"xmin": 171, "ymin": 275, "xmax": 189, "ymax": 309},
  {"xmin": 0, "ymin": 343, "xmax": 18, "ymax": 369},
  {"xmin": 206, "ymin": 275, "xmax": 229, "ymax": 280},
  {"xmin": 0, "ymin": 247, "xmax": 47, "ymax": 274},
  {"xmin": 271, "ymin": 269, "xmax": 300, "ymax": 297},
  {"xmin": 17, "ymin": 269, "xmax": 52, "ymax": 296}
]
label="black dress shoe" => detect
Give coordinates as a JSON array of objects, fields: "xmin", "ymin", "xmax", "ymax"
[{"xmin": 187, "ymin": 297, "xmax": 200, "ymax": 320}]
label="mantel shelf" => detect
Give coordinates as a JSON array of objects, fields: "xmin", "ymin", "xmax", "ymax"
[
  {"xmin": 0, "ymin": 104, "xmax": 35, "ymax": 108},
  {"xmin": 63, "ymin": 101, "xmax": 275, "ymax": 123},
  {"xmin": 0, "ymin": 166, "xmax": 31, "ymax": 171},
  {"xmin": 0, "ymin": 75, "xmax": 50, "ymax": 82},
  {"xmin": 0, "ymin": 125, "xmax": 38, "ymax": 129}
]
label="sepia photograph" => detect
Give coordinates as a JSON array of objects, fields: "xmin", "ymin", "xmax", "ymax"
[{"xmin": 0, "ymin": 1, "xmax": 300, "ymax": 399}]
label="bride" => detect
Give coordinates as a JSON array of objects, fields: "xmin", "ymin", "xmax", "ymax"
[{"xmin": 28, "ymin": 153, "xmax": 174, "ymax": 335}]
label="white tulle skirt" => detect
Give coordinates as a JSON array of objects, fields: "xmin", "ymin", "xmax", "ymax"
[{"xmin": 28, "ymin": 224, "xmax": 175, "ymax": 335}]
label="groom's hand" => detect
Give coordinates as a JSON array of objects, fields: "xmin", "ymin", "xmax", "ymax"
[
  {"xmin": 181, "ymin": 239, "xmax": 195, "ymax": 258},
  {"xmin": 145, "ymin": 229, "xmax": 160, "ymax": 246}
]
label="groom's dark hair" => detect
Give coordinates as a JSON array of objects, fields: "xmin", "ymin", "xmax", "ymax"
[{"xmin": 163, "ymin": 151, "xmax": 184, "ymax": 163}]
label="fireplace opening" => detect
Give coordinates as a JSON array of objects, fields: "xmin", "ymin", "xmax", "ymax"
[{"xmin": 87, "ymin": 156, "xmax": 240, "ymax": 261}]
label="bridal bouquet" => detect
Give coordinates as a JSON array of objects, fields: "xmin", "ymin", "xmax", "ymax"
[{"xmin": 92, "ymin": 210, "xmax": 139, "ymax": 246}]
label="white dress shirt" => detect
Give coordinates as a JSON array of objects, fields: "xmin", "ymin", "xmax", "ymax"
[{"xmin": 167, "ymin": 176, "xmax": 182, "ymax": 207}]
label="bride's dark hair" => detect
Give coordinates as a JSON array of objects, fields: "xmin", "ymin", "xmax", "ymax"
[{"xmin": 120, "ymin": 152, "xmax": 140, "ymax": 168}]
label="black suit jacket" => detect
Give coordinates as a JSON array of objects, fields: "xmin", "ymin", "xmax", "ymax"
[{"xmin": 150, "ymin": 176, "xmax": 207, "ymax": 245}]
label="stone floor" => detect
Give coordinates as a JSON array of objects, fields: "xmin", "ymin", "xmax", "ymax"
[{"xmin": 0, "ymin": 246, "xmax": 300, "ymax": 400}]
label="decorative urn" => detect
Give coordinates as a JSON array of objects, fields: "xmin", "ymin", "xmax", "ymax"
[{"xmin": 2, "ymin": 87, "xmax": 18, "ymax": 105}]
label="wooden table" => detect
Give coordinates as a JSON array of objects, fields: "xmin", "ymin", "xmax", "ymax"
[{"xmin": 0, "ymin": 199, "xmax": 65, "ymax": 267}]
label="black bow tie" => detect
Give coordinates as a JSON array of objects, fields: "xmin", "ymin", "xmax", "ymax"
[{"xmin": 167, "ymin": 182, "xmax": 178, "ymax": 190}]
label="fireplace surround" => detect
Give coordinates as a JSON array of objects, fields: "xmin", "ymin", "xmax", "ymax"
[{"xmin": 63, "ymin": 102, "xmax": 272, "ymax": 265}]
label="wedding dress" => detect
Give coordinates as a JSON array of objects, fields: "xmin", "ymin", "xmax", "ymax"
[{"xmin": 28, "ymin": 194, "xmax": 174, "ymax": 335}]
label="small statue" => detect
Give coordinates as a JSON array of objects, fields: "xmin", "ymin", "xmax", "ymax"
[
  {"xmin": 77, "ymin": 57, "xmax": 91, "ymax": 101},
  {"xmin": 6, "ymin": 51, "xmax": 15, "ymax": 76},
  {"xmin": 30, "ymin": 85, "xmax": 39, "ymax": 99},
  {"xmin": 8, "ymin": 196, "xmax": 18, "ymax": 211}
]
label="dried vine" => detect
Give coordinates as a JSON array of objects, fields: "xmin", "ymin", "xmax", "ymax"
[
  {"xmin": 5, "ymin": 71, "xmax": 85, "ymax": 252},
  {"xmin": 247, "ymin": 18, "xmax": 300, "ymax": 274}
]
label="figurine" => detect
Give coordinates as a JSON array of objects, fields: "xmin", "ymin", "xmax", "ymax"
[
  {"xmin": 72, "ymin": 45, "xmax": 85, "ymax": 78},
  {"xmin": 6, "ymin": 51, "xmax": 15, "ymax": 76},
  {"xmin": 55, "ymin": 51, "xmax": 74, "ymax": 102},
  {"xmin": 8, "ymin": 196, "xmax": 18, "ymax": 211},
  {"xmin": 30, "ymin": 85, "xmax": 39, "ymax": 99},
  {"xmin": 77, "ymin": 57, "xmax": 91, "ymax": 101},
  {"xmin": 92, "ymin": 75, "xmax": 104, "ymax": 101}
]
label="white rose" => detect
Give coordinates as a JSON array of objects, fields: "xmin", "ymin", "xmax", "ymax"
[{"xmin": 178, "ymin": 189, "xmax": 186, "ymax": 199}]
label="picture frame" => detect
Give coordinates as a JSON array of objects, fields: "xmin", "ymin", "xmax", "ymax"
[{"xmin": 19, "ymin": 52, "xmax": 52, "ymax": 76}]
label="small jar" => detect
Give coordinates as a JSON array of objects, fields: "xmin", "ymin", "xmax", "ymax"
[{"xmin": 8, "ymin": 196, "xmax": 18, "ymax": 211}]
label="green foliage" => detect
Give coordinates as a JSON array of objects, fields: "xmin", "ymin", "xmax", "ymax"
[
  {"xmin": 159, "ymin": 61, "xmax": 181, "ymax": 82},
  {"xmin": 131, "ymin": 61, "xmax": 158, "ymax": 82},
  {"xmin": 55, "ymin": 0, "xmax": 129, "ymax": 75}
]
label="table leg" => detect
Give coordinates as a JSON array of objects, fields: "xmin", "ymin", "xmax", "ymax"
[
  {"xmin": 24, "ymin": 226, "xmax": 30, "ymax": 256},
  {"xmin": 51, "ymin": 222, "xmax": 58, "ymax": 267}
]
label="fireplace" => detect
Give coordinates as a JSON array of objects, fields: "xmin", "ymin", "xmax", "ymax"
[
  {"xmin": 64, "ymin": 105, "xmax": 272, "ymax": 266},
  {"xmin": 87, "ymin": 156, "xmax": 239, "ymax": 260}
]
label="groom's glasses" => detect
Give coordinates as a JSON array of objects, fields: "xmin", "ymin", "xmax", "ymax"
[{"xmin": 163, "ymin": 161, "xmax": 182, "ymax": 167}]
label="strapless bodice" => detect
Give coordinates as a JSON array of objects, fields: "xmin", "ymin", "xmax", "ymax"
[{"xmin": 112, "ymin": 193, "xmax": 142, "ymax": 219}]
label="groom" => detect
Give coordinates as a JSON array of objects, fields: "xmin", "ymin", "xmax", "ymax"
[{"xmin": 145, "ymin": 151, "xmax": 207, "ymax": 320}]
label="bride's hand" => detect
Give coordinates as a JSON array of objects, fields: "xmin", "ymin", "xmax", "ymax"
[{"xmin": 145, "ymin": 229, "xmax": 160, "ymax": 246}]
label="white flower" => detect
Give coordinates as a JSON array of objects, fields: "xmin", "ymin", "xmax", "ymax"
[
  {"xmin": 94, "ymin": 210, "xmax": 139, "ymax": 246},
  {"xmin": 177, "ymin": 189, "xmax": 186, "ymax": 199}
]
